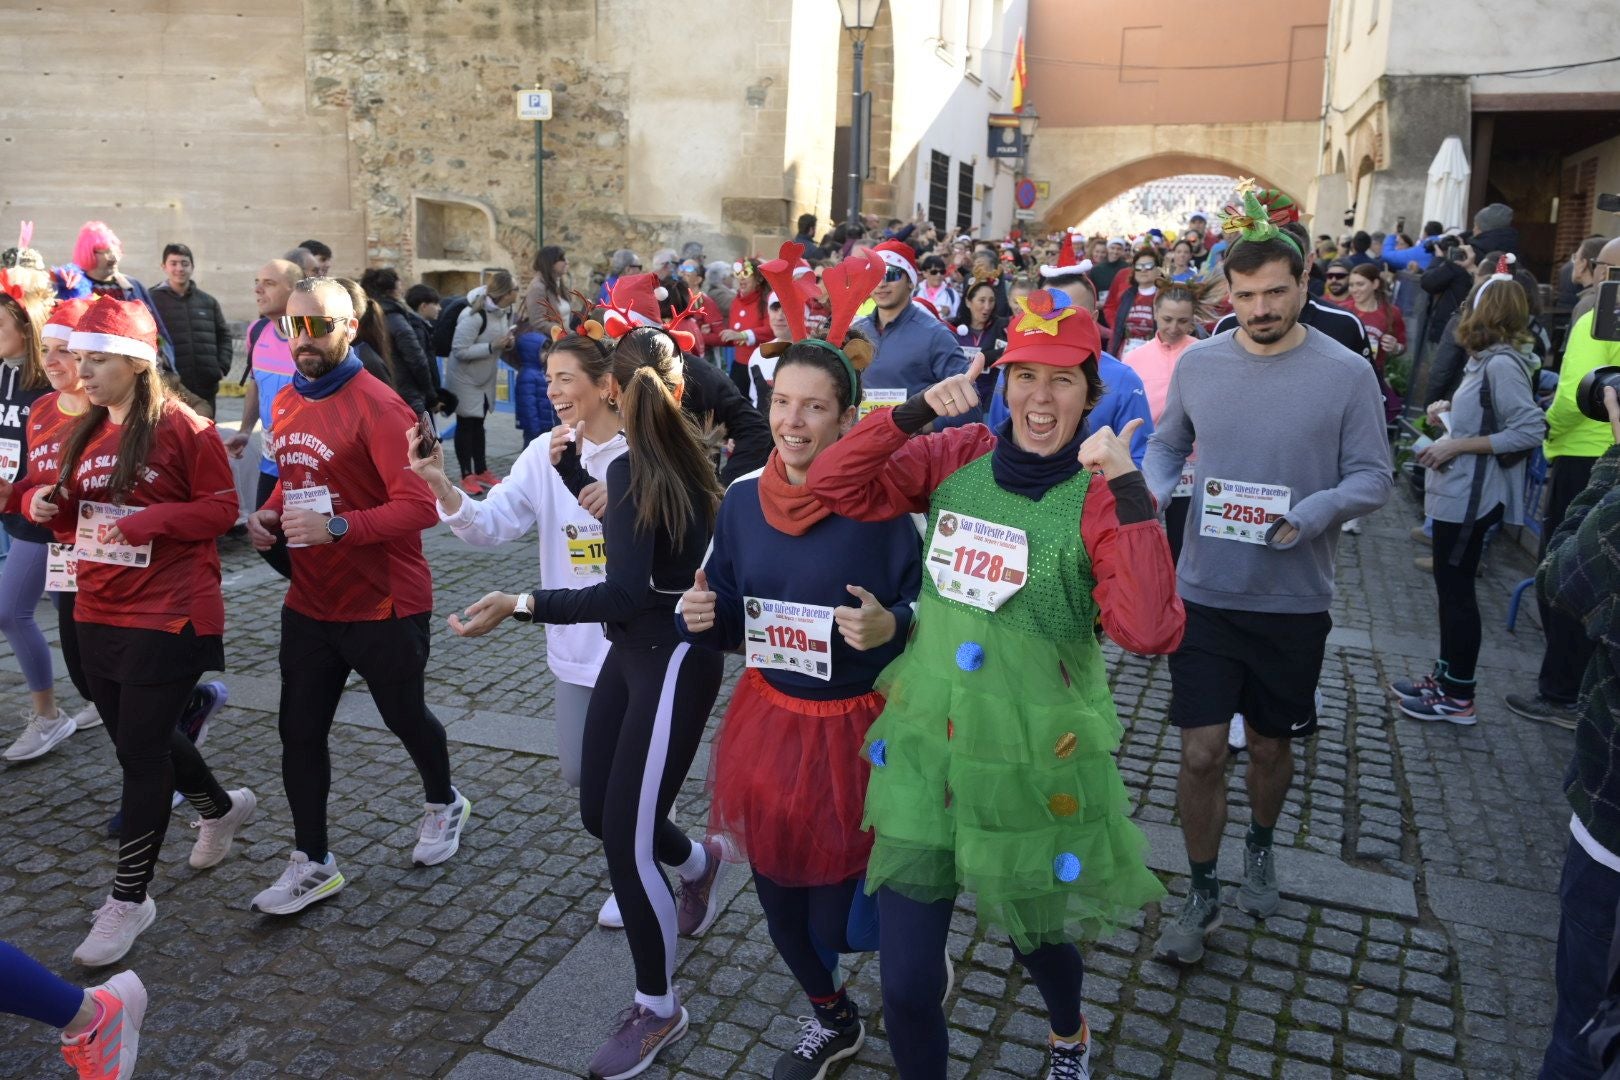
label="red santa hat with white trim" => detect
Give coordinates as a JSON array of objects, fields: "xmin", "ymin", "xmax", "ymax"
[
  {"xmin": 1039, "ymin": 227, "xmax": 1093, "ymax": 281},
  {"xmin": 67, "ymin": 295, "xmax": 158, "ymax": 362},
  {"xmin": 872, "ymin": 239, "xmax": 918, "ymax": 286},
  {"xmin": 600, "ymin": 271, "xmax": 697, "ymax": 352},
  {"xmin": 41, "ymin": 298, "xmax": 93, "ymax": 343}
]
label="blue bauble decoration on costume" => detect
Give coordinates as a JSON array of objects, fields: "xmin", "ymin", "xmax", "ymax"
[
  {"xmin": 869, "ymin": 739, "xmax": 888, "ymax": 768},
  {"xmin": 956, "ymin": 641, "xmax": 985, "ymax": 671},
  {"xmin": 1053, "ymin": 852, "xmax": 1082, "ymax": 883}
]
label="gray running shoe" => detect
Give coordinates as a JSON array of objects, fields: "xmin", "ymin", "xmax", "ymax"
[
  {"xmin": 1155, "ymin": 889, "xmax": 1222, "ymax": 964},
  {"xmin": 250, "ymin": 851, "xmax": 346, "ymax": 915},
  {"xmin": 1504, "ymin": 693, "xmax": 1579, "ymax": 731},
  {"xmin": 1237, "ymin": 844, "xmax": 1281, "ymax": 917},
  {"xmin": 772, "ymin": 1016, "xmax": 863, "ymax": 1080},
  {"xmin": 587, "ymin": 1003, "xmax": 688, "ymax": 1080},
  {"xmin": 413, "ymin": 788, "xmax": 471, "ymax": 866},
  {"xmin": 3, "ymin": 709, "xmax": 75, "ymax": 762}
]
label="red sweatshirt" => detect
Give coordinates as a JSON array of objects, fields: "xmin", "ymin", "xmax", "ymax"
[
  {"xmin": 25, "ymin": 400, "xmax": 237, "ymax": 635},
  {"xmin": 807, "ymin": 410, "xmax": 1184, "ymax": 655},
  {"xmin": 4, "ymin": 391, "xmax": 81, "ymax": 510},
  {"xmin": 262, "ymin": 369, "xmax": 438, "ymax": 621},
  {"xmin": 727, "ymin": 290, "xmax": 771, "ymax": 369}
]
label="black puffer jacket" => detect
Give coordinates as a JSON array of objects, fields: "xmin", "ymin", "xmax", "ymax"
[
  {"xmin": 149, "ymin": 281, "xmax": 231, "ymax": 399},
  {"xmin": 377, "ymin": 295, "xmax": 436, "ymax": 415}
]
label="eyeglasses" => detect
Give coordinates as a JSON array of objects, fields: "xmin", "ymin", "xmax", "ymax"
[
  {"xmin": 1325, "ymin": 272, "xmax": 1350, "ymax": 280},
  {"xmin": 277, "ymin": 314, "xmax": 348, "ymax": 338},
  {"xmin": 882, "ymin": 267, "xmax": 909, "ymax": 283},
  {"xmin": 1134, "ymin": 262, "xmax": 1157, "ymax": 271}
]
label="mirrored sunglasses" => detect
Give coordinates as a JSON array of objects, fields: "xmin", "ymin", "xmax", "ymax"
[{"xmin": 277, "ymin": 314, "xmax": 347, "ymax": 338}]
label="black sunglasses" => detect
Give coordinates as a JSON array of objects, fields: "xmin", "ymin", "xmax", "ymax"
[
  {"xmin": 883, "ymin": 267, "xmax": 909, "ymax": 283},
  {"xmin": 1325, "ymin": 272, "xmax": 1350, "ymax": 280}
]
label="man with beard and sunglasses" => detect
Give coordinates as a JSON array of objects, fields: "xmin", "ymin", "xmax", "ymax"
[
  {"xmin": 1143, "ymin": 206, "xmax": 1391, "ymax": 966},
  {"xmin": 855, "ymin": 240, "xmax": 977, "ymax": 427},
  {"xmin": 245, "ymin": 278, "xmax": 469, "ymax": 916}
]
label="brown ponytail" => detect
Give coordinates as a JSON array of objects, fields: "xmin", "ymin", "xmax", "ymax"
[{"xmin": 612, "ymin": 327, "xmax": 722, "ymax": 545}]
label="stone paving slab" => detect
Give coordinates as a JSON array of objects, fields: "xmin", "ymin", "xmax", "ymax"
[{"xmin": 445, "ymin": 1054, "xmax": 577, "ymax": 1080}]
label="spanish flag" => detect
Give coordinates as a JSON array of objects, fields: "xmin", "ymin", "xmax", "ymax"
[{"xmin": 1011, "ymin": 30, "xmax": 1027, "ymax": 112}]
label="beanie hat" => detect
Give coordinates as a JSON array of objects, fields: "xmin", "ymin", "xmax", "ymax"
[
  {"xmin": 872, "ymin": 240, "xmax": 918, "ymax": 286},
  {"xmin": 995, "ymin": 288, "xmax": 1101, "ymax": 369},
  {"xmin": 42, "ymin": 298, "xmax": 93, "ymax": 342},
  {"xmin": 67, "ymin": 294, "xmax": 159, "ymax": 363}
]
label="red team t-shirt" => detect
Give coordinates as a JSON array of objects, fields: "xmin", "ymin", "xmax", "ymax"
[
  {"xmin": 262, "ymin": 369, "xmax": 438, "ymax": 622},
  {"xmin": 23, "ymin": 391, "xmax": 82, "ymax": 488},
  {"xmin": 30, "ymin": 400, "xmax": 237, "ymax": 635}
]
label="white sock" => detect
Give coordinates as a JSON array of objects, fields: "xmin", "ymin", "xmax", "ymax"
[
  {"xmin": 675, "ymin": 839, "xmax": 708, "ymax": 883},
  {"xmin": 635, "ymin": 990, "xmax": 677, "ymax": 1018}
]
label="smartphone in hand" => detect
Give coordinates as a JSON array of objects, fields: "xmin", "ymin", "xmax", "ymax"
[{"xmin": 414, "ymin": 412, "xmax": 439, "ymax": 458}]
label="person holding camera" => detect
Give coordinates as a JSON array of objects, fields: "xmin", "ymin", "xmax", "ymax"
[
  {"xmin": 1506, "ymin": 235, "xmax": 1620, "ymax": 729},
  {"xmin": 1420, "ymin": 240, "xmax": 1476, "ymax": 357},
  {"xmin": 1536, "ymin": 381, "xmax": 1620, "ymax": 1079},
  {"xmin": 1389, "ymin": 264, "xmax": 1545, "ymax": 724}
]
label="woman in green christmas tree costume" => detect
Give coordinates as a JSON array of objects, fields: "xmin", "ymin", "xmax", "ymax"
[{"xmin": 808, "ymin": 287, "xmax": 1185, "ymax": 1080}]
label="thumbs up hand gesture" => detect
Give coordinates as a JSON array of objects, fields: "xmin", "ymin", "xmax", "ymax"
[
  {"xmin": 1077, "ymin": 416, "xmax": 1144, "ymax": 480},
  {"xmin": 681, "ymin": 567, "xmax": 718, "ymax": 632},
  {"xmin": 834, "ymin": 584, "xmax": 898, "ymax": 651},
  {"xmin": 923, "ymin": 354, "xmax": 985, "ymax": 419}
]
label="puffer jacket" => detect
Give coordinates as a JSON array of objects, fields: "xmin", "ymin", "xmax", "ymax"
[
  {"xmin": 149, "ymin": 281, "xmax": 231, "ymax": 399},
  {"xmin": 377, "ymin": 295, "xmax": 435, "ymax": 414},
  {"xmin": 448, "ymin": 286, "xmax": 512, "ymax": 418},
  {"xmin": 512, "ymin": 332, "xmax": 557, "ymax": 437}
]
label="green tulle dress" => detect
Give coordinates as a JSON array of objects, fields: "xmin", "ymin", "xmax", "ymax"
[{"xmin": 862, "ymin": 454, "xmax": 1165, "ymax": 951}]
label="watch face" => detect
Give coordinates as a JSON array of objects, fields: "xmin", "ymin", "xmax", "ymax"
[{"xmin": 328, "ymin": 516, "xmax": 349, "ymax": 537}]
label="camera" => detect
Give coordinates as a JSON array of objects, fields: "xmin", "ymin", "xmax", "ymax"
[{"xmin": 1577, "ymin": 364, "xmax": 1620, "ymax": 422}]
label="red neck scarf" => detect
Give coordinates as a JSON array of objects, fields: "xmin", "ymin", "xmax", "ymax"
[{"xmin": 758, "ymin": 450, "xmax": 832, "ymax": 536}]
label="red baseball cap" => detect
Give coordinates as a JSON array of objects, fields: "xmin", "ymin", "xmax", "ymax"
[{"xmin": 994, "ymin": 288, "xmax": 1101, "ymax": 369}]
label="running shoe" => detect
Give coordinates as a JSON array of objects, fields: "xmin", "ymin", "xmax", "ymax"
[
  {"xmin": 474, "ymin": 470, "xmax": 502, "ymax": 489},
  {"xmin": 598, "ymin": 892, "xmax": 624, "ymax": 930},
  {"xmin": 413, "ymin": 788, "xmax": 471, "ymax": 866},
  {"xmin": 188, "ymin": 788, "xmax": 257, "ymax": 869},
  {"xmin": 1154, "ymin": 889, "xmax": 1221, "ymax": 965},
  {"xmin": 3, "ymin": 709, "xmax": 75, "ymax": 762},
  {"xmin": 178, "ymin": 681, "xmax": 228, "ymax": 748},
  {"xmin": 1389, "ymin": 672, "xmax": 1442, "ymax": 699},
  {"xmin": 772, "ymin": 1015, "xmax": 863, "ymax": 1080},
  {"xmin": 250, "ymin": 851, "xmax": 346, "ymax": 915},
  {"xmin": 1414, "ymin": 555, "xmax": 1434, "ymax": 572},
  {"xmin": 1226, "ymin": 713, "xmax": 1247, "ymax": 754},
  {"xmin": 1398, "ymin": 694, "xmax": 1476, "ymax": 725},
  {"xmin": 1410, "ymin": 525, "xmax": 1432, "ymax": 546},
  {"xmin": 675, "ymin": 837, "xmax": 727, "ymax": 937},
  {"xmin": 1235, "ymin": 843, "xmax": 1280, "ymax": 917},
  {"xmin": 459, "ymin": 475, "xmax": 485, "ymax": 495},
  {"xmin": 73, "ymin": 897, "xmax": 156, "ymax": 968},
  {"xmin": 71, "ymin": 703, "xmax": 102, "ymax": 731},
  {"xmin": 1504, "ymin": 693, "xmax": 1579, "ymax": 731},
  {"xmin": 1339, "ymin": 518, "xmax": 1361, "ymax": 535},
  {"xmin": 60, "ymin": 969, "xmax": 146, "ymax": 1080},
  {"xmin": 1045, "ymin": 1022, "xmax": 1092, "ymax": 1080},
  {"xmin": 587, "ymin": 1003, "xmax": 688, "ymax": 1080}
]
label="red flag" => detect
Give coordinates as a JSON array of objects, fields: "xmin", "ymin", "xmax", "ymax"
[{"xmin": 1011, "ymin": 31, "xmax": 1028, "ymax": 112}]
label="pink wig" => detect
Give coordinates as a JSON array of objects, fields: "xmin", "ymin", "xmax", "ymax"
[{"xmin": 73, "ymin": 221, "xmax": 121, "ymax": 272}]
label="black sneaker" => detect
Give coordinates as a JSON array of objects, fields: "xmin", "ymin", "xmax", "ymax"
[
  {"xmin": 772, "ymin": 1016, "xmax": 863, "ymax": 1080},
  {"xmin": 1504, "ymin": 693, "xmax": 1578, "ymax": 731}
]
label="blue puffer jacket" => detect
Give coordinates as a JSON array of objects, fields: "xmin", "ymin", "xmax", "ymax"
[{"xmin": 513, "ymin": 331, "xmax": 557, "ymax": 437}]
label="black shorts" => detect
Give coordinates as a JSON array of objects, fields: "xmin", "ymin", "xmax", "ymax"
[{"xmin": 1168, "ymin": 601, "xmax": 1331, "ymax": 739}]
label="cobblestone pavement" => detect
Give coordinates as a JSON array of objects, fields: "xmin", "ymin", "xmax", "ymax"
[{"xmin": 0, "ymin": 413, "xmax": 1575, "ymax": 1078}]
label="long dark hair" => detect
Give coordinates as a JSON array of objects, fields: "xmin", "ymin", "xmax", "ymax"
[
  {"xmin": 550, "ymin": 332, "xmax": 614, "ymax": 387},
  {"xmin": 961, "ymin": 281, "xmax": 998, "ymax": 329},
  {"xmin": 336, "ymin": 278, "xmax": 395, "ymax": 382},
  {"xmin": 0, "ymin": 293, "xmax": 48, "ymax": 391},
  {"xmin": 58, "ymin": 354, "xmax": 169, "ymax": 502},
  {"xmin": 358, "ymin": 267, "xmax": 401, "ymax": 302},
  {"xmin": 613, "ymin": 327, "xmax": 721, "ymax": 544},
  {"xmin": 533, "ymin": 245, "xmax": 567, "ymax": 301},
  {"xmin": 773, "ymin": 330, "xmax": 874, "ymax": 412}
]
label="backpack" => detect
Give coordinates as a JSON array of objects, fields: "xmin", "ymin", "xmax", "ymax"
[
  {"xmin": 237, "ymin": 317, "xmax": 271, "ymax": 385},
  {"xmin": 430, "ymin": 295, "xmax": 485, "ymax": 358}
]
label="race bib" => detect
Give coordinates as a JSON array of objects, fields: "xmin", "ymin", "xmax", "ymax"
[
  {"xmin": 858, "ymin": 388, "xmax": 907, "ymax": 421},
  {"xmin": 743, "ymin": 597, "xmax": 834, "ymax": 682},
  {"xmin": 45, "ymin": 543, "xmax": 77, "ymax": 592},
  {"xmin": 74, "ymin": 501, "xmax": 152, "ymax": 568},
  {"xmin": 1172, "ymin": 467, "xmax": 1196, "ymax": 499},
  {"xmin": 926, "ymin": 511, "xmax": 1028, "ymax": 612},
  {"xmin": 283, "ymin": 483, "xmax": 334, "ymax": 549},
  {"xmin": 0, "ymin": 437, "xmax": 19, "ymax": 483},
  {"xmin": 1199, "ymin": 478, "xmax": 1291, "ymax": 545},
  {"xmin": 563, "ymin": 519, "xmax": 606, "ymax": 579}
]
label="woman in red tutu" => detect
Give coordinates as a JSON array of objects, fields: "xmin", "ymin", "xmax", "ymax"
[{"xmin": 678, "ymin": 250, "xmax": 919, "ymax": 1079}]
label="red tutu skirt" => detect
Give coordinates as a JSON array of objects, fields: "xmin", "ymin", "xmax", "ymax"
[{"xmin": 708, "ymin": 668, "xmax": 883, "ymax": 887}]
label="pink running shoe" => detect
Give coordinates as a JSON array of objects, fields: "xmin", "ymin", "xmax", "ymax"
[{"xmin": 60, "ymin": 970, "xmax": 146, "ymax": 1080}]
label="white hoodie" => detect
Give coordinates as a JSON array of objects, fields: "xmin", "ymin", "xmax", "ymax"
[{"xmin": 437, "ymin": 429, "xmax": 628, "ymax": 687}]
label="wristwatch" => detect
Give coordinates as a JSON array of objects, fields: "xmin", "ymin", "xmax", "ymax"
[
  {"xmin": 511, "ymin": 593, "xmax": 536, "ymax": 623},
  {"xmin": 326, "ymin": 515, "xmax": 350, "ymax": 542}
]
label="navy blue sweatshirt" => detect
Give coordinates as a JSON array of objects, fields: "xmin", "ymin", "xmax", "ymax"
[{"xmin": 677, "ymin": 470, "xmax": 922, "ymax": 700}]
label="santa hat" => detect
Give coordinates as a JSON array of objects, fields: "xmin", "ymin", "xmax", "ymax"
[
  {"xmin": 1472, "ymin": 253, "xmax": 1518, "ymax": 309},
  {"xmin": 1040, "ymin": 228, "xmax": 1093, "ymax": 281},
  {"xmin": 995, "ymin": 287, "xmax": 1102, "ymax": 370},
  {"xmin": 872, "ymin": 240, "xmax": 917, "ymax": 286},
  {"xmin": 67, "ymin": 295, "xmax": 158, "ymax": 363},
  {"xmin": 600, "ymin": 272, "xmax": 697, "ymax": 352},
  {"xmin": 41, "ymin": 298, "xmax": 93, "ymax": 342}
]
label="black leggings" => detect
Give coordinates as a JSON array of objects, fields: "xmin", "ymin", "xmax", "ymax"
[
  {"xmin": 1166, "ymin": 494, "xmax": 1191, "ymax": 565},
  {"xmin": 277, "ymin": 607, "xmax": 454, "ymax": 862},
  {"xmin": 1431, "ymin": 504, "xmax": 1504, "ymax": 698},
  {"xmin": 77, "ymin": 624, "xmax": 231, "ymax": 903},
  {"xmin": 256, "ymin": 471, "xmax": 292, "ymax": 580},
  {"xmin": 878, "ymin": 886, "xmax": 1084, "ymax": 1078},
  {"xmin": 50, "ymin": 591, "xmax": 92, "ymax": 702},
  {"xmin": 453, "ymin": 414, "xmax": 487, "ymax": 476},
  {"xmin": 753, "ymin": 871, "xmax": 859, "ymax": 1001},
  {"xmin": 579, "ymin": 641, "xmax": 724, "ymax": 998}
]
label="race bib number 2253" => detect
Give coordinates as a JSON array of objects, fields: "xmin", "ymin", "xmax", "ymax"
[{"xmin": 1199, "ymin": 478, "xmax": 1290, "ymax": 545}]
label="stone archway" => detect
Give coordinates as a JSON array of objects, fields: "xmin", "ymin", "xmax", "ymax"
[{"xmin": 1040, "ymin": 153, "xmax": 1292, "ymax": 231}]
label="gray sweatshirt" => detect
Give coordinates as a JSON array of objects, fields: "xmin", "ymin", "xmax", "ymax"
[{"xmin": 1144, "ymin": 326, "xmax": 1393, "ymax": 614}]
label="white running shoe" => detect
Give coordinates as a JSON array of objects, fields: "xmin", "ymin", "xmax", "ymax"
[
  {"xmin": 188, "ymin": 788, "xmax": 257, "ymax": 869},
  {"xmin": 74, "ymin": 897, "xmax": 156, "ymax": 967},
  {"xmin": 4, "ymin": 709, "xmax": 75, "ymax": 762},
  {"xmin": 413, "ymin": 788, "xmax": 471, "ymax": 866},
  {"xmin": 70, "ymin": 703, "xmax": 102, "ymax": 731},
  {"xmin": 598, "ymin": 892, "xmax": 624, "ymax": 929},
  {"xmin": 250, "ymin": 851, "xmax": 346, "ymax": 915},
  {"xmin": 1227, "ymin": 712, "xmax": 1248, "ymax": 753},
  {"xmin": 59, "ymin": 969, "xmax": 146, "ymax": 1080},
  {"xmin": 1340, "ymin": 518, "xmax": 1362, "ymax": 535}
]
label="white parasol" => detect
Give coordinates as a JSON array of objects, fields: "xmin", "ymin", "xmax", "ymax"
[{"xmin": 1421, "ymin": 136, "xmax": 1471, "ymax": 230}]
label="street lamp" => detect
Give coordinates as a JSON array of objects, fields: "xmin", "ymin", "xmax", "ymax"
[
  {"xmin": 837, "ymin": 0, "xmax": 885, "ymax": 226},
  {"xmin": 1017, "ymin": 101, "xmax": 1040, "ymax": 142}
]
